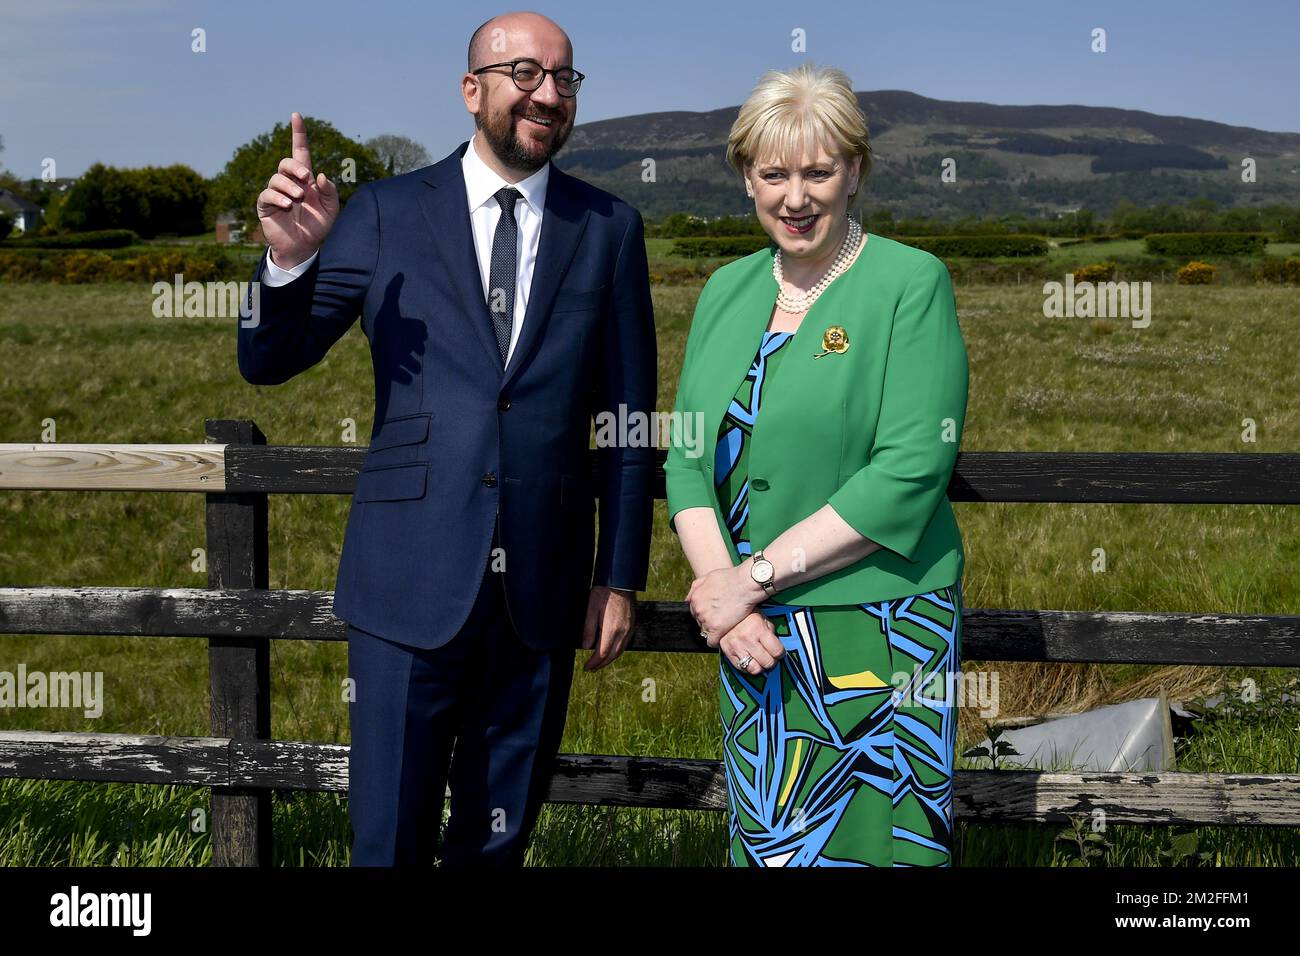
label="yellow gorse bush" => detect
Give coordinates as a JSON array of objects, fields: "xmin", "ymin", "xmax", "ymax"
[{"xmin": 1176, "ymin": 260, "xmax": 1217, "ymax": 285}]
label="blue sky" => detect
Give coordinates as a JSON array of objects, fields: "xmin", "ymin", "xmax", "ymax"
[{"xmin": 1, "ymin": 0, "xmax": 1296, "ymax": 178}]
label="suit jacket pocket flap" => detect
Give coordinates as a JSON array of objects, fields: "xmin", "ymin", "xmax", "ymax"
[
  {"xmin": 552, "ymin": 285, "xmax": 607, "ymax": 313},
  {"xmin": 354, "ymin": 462, "xmax": 428, "ymax": 502},
  {"xmin": 368, "ymin": 412, "xmax": 431, "ymax": 451}
]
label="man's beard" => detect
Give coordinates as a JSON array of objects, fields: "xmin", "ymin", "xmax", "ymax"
[{"xmin": 475, "ymin": 102, "xmax": 572, "ymax": 172}]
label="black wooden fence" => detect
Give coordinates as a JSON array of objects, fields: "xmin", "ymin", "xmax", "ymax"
[{"xmin": 1, "ymin": 421, "xmax": 1298, "ymax": 865}]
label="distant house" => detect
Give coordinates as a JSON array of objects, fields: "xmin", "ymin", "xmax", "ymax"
[
  {"xmin": 0, "ymin": 188, "xmax": 43, "ymax": 235},
  {"xmin": 215, "ymin": 211, "xmax": 245, "ymax": 244},
  {"xmin": 215, "ymin": 210, "xmax": 264, "ymax": 244}
]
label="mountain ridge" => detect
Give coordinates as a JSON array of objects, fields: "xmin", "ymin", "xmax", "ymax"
[{"xmin": 555, "ymin": 90, "xmax": 1300, "ymax": 218}]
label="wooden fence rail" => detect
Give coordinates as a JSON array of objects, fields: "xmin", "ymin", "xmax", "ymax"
[{"xmin": 1, "ymin": 422, "xmax": 1298, "ymax": 865}]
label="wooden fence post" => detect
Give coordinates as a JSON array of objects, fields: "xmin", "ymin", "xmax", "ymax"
[{"xmin": 204, "ymin": 418, "xmax": 272, "ymax": 866}]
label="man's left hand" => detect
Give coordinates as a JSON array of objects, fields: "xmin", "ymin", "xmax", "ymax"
[{"xmin": 582, "ymin": 586, "xmax": 636, "ymax": 670}]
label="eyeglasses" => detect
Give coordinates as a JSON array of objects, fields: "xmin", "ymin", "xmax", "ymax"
[{"xmin": 472, "ymin": 58, "xmax": 585, "ymax": 97}]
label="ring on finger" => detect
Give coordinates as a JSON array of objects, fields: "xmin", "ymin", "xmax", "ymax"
[{"xmin": 736, "ymin": 654, "xmax": 754, "ymax": 670}]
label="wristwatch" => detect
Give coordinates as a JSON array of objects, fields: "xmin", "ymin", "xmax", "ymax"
[{"xmin": 750, "ymin": 549, "xmax": 776, "ymax": 595}]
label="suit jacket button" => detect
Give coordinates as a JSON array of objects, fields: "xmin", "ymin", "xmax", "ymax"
[
  {"xmin": 498, "ymin": 396, "xmax": 511, "ymax": 411},
  {"xmin": 751, "ymin": 477, "xmax": 770, "ymax": 491},
  {"xmin": 482, "ymin": 472, "xmax": 497, "ymax": 487}
]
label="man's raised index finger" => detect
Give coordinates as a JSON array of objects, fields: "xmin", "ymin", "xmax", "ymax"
[{"xmin": 291, "ymin": 112, "xmax": 312, "ymax": 172}]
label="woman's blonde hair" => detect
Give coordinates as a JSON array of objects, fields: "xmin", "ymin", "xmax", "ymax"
[{"xmin": 726, "ymin": 63, "xmax": 873, "ymax": 202}]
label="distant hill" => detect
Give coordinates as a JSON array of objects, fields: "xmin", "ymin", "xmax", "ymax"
[{"xmin": 554, "ymin": 90, "xmax": 1300, "ymax": 219}]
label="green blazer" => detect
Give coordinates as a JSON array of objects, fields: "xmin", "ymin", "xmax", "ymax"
[{"xmin": 664, "ymin": 232, "xmax": 969, "ymax": 605}]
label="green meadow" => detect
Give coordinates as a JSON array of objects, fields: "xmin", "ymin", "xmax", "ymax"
[{"xmin": 0, "ymin": 269, "xmax": 1297, "ymax": 866}]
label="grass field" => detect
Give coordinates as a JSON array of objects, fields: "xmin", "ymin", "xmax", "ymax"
[{"xmin": 1, "ymin": 272, "xmax": 1298, "ymax": 866}]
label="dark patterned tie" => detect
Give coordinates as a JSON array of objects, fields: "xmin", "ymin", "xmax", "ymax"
[{"xmin": 487, "ymin": 186, "xmax": 520, "ymax": 365}]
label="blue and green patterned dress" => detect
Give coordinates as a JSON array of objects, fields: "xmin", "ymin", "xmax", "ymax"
[{"xmin": 715, "ymin": 328, "xmax": 963, "ymax": 867}]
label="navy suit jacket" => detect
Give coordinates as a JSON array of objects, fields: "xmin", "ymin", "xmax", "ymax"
[{"xmin": 237, "ymin": 142, "xmax": 657, "ymax": 651}]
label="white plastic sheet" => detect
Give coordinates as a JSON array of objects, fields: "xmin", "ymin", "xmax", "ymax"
[{"xmin": 971, "ymin": 694, "xmax": 1175, "ymax": 772}]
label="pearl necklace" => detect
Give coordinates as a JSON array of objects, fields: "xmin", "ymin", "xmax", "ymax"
[{"xmin": 773, "ymin": 217, "xmax": 864, "ymax": 314}]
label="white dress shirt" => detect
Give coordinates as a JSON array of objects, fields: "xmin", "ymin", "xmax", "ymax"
[{"xmin": 260, "ymin": 135, "xmax": 549, "ymax": 369}]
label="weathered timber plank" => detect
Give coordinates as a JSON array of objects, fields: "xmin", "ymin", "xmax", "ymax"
[
  {"xmin": 225, "ymin": 448, "xmax": 1300, "ymax": 502},
  {"xmin": 3, "ymin": 588, "xmax": 1299, "ymax": 666},
  {"xmin": 0, "ymin": 731, "xmax": 229, "ymax": 785},
  {"xmin": 3, "ymin": 731, "xmax": 1300, "ymax": 825},
  {"xmin": 6, "ymin": 445, "xmax": 1297, "ymax": 502}
]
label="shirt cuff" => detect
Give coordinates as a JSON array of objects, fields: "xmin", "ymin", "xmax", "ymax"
[{"xmin": 262, "ymin": 248, "xmax": 318, "ymax": 287}]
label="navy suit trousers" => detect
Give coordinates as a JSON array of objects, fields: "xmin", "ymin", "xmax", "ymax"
[{"xmin": 346, "ymin": 521, "xmax": 576, "ymax": 866}]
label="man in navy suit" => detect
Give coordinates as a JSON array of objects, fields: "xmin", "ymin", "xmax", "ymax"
[{"xmin": 238, "ymin": 10, "xmax": 656, "ymax": 866}]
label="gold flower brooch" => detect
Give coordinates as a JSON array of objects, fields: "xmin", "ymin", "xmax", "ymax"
[{"xmin": 813, "ymin": 325, "xmax": 849, "ymax": 359}]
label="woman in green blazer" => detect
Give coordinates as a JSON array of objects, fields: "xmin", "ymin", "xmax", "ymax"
[{"xmin": 664, "ymin": 64, "xmax": 969, "ymax": 867}]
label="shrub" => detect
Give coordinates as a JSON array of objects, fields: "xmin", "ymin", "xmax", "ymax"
[
  {"xmin": 61, "ymin": 251, "xmax": 115, "ymax": 282},
  {"xmin": 4, "ymin": 229, "xmax": 139, "ymax": 249},
  {"xmin": 1253, "ymin": 257, "xmax": 1300, "ymax": 285},
  {"xmin": 1176, "ymin": 260, "xmax": 1217, "ymax": 284},
  {"xmin": 1145, "ymin": 232, "xmax": 1269, "ymax": 256},
  {"xmin": 0, "ymin": 246, "xmax": 253, "ymax": 282},
  {"xmin": 671, "ymin": 236, "xmax": 772, "ymax": 259},
  {"xmin": 1073, "ymin": 261, "xmax": 1117, "ymax": 282},
  {"xmin": 890, "ymin": 234, "xmax": 1050, "ymax": 258}
]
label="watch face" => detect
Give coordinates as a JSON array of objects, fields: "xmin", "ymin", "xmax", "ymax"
[{"xmin": 753, "ymin": 560, "xmax": 774, "ymax": 583}]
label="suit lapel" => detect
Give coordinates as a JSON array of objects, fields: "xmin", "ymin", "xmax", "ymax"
[
  {"xmin": 418, "ymin": 143, "xmax": 503, "ymax": 371},
  {"xmin": 503, "ymin": 165, "xmax": 591, "ymax": 389}
]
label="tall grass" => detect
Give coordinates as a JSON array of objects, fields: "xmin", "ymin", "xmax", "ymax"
[{"xmin": 0, "ymin": 276, "xmax": 1296, "ymax": 865}]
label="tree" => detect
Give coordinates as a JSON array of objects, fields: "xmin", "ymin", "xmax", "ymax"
[
  {"xmin": 59, "ymin": 164, "xmax": 147, "ymax": 233},
  {"xmin": 207, "ymin": 115, "xmax": 387, "ymax": 228},
  {"xmin": 1109, "ymin": 199, "xmax": 1139, "ymax": 230},
  {"xmin": 59, "ymin": 163, "xmax": 208, "ymax": 237},
  {"xmin": 132, "ymin": 165, "xmax": 209, "ymax": 235},
  {"xmin": 364, "ymin": 134, "xmax": 432, "ymax": 175},
  {"xmin": 1075, "ymin": 207, "xmax": 1096, "ymax": 236}
]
